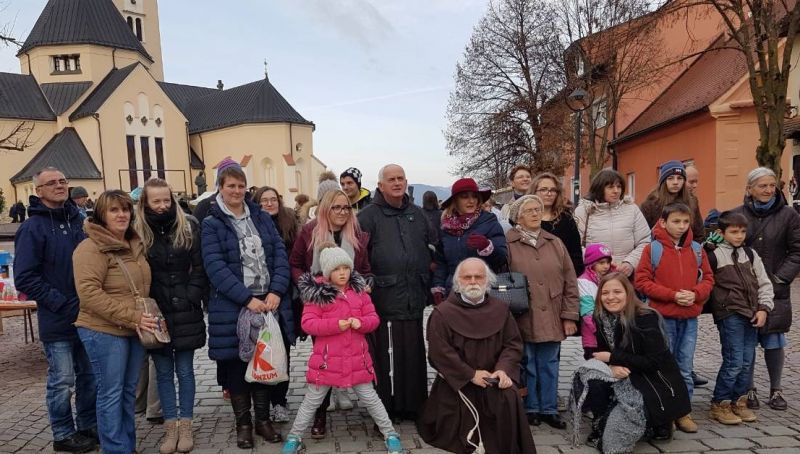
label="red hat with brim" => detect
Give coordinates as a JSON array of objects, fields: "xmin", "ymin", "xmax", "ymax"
[{"xmin": 441, "ymin": 178, "xmax": 492, "ymax": 209}]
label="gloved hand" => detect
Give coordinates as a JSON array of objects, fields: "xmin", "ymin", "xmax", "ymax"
[
  {"xmin": 466, "ymin": 233, "xmax": 491, "ymax": 251},
  {"xmin": 706, "ymin": 231, "xmax": 723, "ymax": 245}
]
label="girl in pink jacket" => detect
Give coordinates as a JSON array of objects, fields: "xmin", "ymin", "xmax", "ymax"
[{"xmin": 281, "ymin": 246, "xmax": 403, "ymax": 454}]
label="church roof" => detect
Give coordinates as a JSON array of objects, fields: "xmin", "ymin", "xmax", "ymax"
[
  {"xmin": 190, "ymin": 147, "xmax": 204, "ymax": 169},
  {"xmin": 11, "ymin": 128, "xmax": 101, "ymax": 184},
  {"xmin": 69, "ymin": 63, "xmax": 137, "ymax": 121},
  {"xmin": 17, "ymin": 0, "xmax": 152, "ymax": 61},
  {"xmin": 0, "ymin": 73, "xmax": 56, "ymax": 120},
  {"xmin": 41, "ymin": 81, "xmax": 93, "ymax": 115},
  {"xmin": 160, "ymin": 77, "xmax": 314, "ymax": 134}
]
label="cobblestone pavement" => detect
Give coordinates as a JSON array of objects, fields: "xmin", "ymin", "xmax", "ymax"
[{"xmin": 1, "ymin": 282, "xmax": 799, "ymax": 453}]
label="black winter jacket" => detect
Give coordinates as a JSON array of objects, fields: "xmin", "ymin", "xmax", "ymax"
[
  {"xmin": 733, "ymin": 191, "xmax": 800, "ymax": 333},
  {"xmin": 145, "ymin": 208, "xmax": 207, "ymax": 352},
  {"xmin": 542, "ymin": 211, "xmax": 585, "ymax": 276},
  {"xmin": 595, "ymin": 310, "xmax": 691, "ymax": 427},
  {"xmin": 357, "ymin": 190, "xmax": 436, "ymax": 320}
]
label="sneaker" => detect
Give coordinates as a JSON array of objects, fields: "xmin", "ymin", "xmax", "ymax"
[
  {"xmin": 336, "ymin": 389, "xmax": 354, "ymax": 411},
  {"xmin": 222, "ymin": 389, "xmax": 231, "ymax": 400},
  {"xmin": 272, "ymin": 404, "xmax": 290, "ymax": 423},
  {"xmin": 557, "ymin": 395, "xmax": 567, "ymax": 412},
  {"xmin": 746, "ymin": 388, "xmax": 760, "ymax": 409},
  {"xmin": 710, "ymin": 400, "xmax": 742, "ymax": 425},
  {"xmin": 281, "ymin": 435, "xmax": 304, "ymax": 454},
  {"xmin": 768, "ymin": 389, "xmax": 788, "ymax": 411},
  {"xmin": 53, "ymin": 434, "xmax": 95, "ymax": 453},
  {"xmin": 385, "ymin": 433, "xmax": 403, "ymax": 454},
  {"xmin": 326, "ymin": 397, "xmax": 336, "ymax": 412},
  {"xmin": 675, "ymin": 414, "xmax": 698, "ymax": 433},
  {"xmin": 733, "ymin": 396, "xmax": 757, "ymax": 422}
]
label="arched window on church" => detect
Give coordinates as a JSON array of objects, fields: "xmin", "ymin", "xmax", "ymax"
[
  {"xmin": 127, "ymin": 16, "xmax": 133, "ymax": 33},
  {"xmin": 135, "ymin": 18, "xmax": 143, "ymax": 41}
]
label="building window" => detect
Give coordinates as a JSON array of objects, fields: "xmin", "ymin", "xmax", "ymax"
[
  {"xmin": 126, "ymin": 135, "xmax": 138, "ymax": 189},
  {"xmin": 135, "ymin": 18, "xmax": 143, "ymax": 41},
  {"xmin": 627, "ymin": 172, "xmax": 636, "ymax": 200},
  {"xmin": 592, "ymin": 99, "xmax": 608, "ymax": 129},
  {"xmin": 52, "ymin": 55, "xmax": 81, "ymax": 74},
  {"xmin": 155, "ymin": 138, "xmax": 165, "ymax": 179},
  {"xmin": 127, "ymin": 16, "xmax": 133, "ymax": 32},
  {"xmin": 140, "ymin": 136, "xmax": 151, "ymax": 181}
]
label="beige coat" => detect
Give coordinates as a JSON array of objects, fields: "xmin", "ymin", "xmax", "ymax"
[
  {"xmin": 73, "ymin": 221, "xmax": 151, "ymax": 337},
  {"xmin": 506, "ymin": 228, "xmax": 579, "ymax": 343}
]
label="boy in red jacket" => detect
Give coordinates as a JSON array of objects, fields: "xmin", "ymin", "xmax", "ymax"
[{"xmin": 635, "ymin": 202, "xmax": 714, "ymax": 434}]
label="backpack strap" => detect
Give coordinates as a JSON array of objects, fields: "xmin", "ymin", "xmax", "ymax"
[
  {"xmin": 690, "ymin": 241, "xmax": 703, "ymax": 268},
  {"xmin": 650, "ymin": 241, "xmax": 663, "ymax": 273},
  {"xmin": 743, "ymin": 246, "xmax": 755, "ymax": 264},
  {"xmin": 707, "ymin": 248, "xmax": 718, "ymax": 274}
]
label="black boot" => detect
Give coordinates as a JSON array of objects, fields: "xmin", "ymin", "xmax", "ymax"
[
  {"xmin": 230, "ymin": 393, "xmax": 254, "ymax": 449},
  {"xmin": 311, "ymin": 407, "xmax": 327, "ymax": 439},
  {"xmin": 252, "ymin": 387, "xmax": 282, "ymax": 443}
]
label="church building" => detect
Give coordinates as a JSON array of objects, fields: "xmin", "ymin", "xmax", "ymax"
[{"xmin": 0, "ymin": 0, "xmax": 323, "ymax": 205}]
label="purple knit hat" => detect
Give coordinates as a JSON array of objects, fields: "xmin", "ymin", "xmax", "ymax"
[
  {"xmin": 216, "ymin": 157, "xmax": 241, "ymax": 173},
  {"xmin": 583, "ymin": 243, "xmax": 613, "ymax": 266}
]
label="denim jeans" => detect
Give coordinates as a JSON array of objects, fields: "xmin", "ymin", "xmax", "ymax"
[
  {"xmin": 42, "ymin": 340, "xmax": 97, "ymax": 441},
  {"xmin": 713, "ymin": 314, "xmax": 757, "ymax": 402},
  {"xmin": 522, "ymin": 341, "xmax": 560, "ymax": 415},
  {"xmin": 662, "ymin": 317, "xmax": 698, "ymax": 399},
  {"xmin": 78, "ymin": 328, "xmax": 145, "ymax": 454},
  {"xmin": 152, "ymin": 349, "xmax": 196, "ymax": 420}
]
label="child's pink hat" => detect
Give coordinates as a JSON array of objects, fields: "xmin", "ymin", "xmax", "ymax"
[{"xmin": 584, "ymin": 243, "xmax": 612, "ymax": 266}]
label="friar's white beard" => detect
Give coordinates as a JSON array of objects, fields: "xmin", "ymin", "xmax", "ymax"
[{"xmin": 463, "ymin": 284, "xmax": 486, "ymax": 302}]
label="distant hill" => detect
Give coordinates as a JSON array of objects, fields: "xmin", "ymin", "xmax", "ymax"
[{"xmin": 409, "ymin": 184, "xmax": 450, "ymax": 204}]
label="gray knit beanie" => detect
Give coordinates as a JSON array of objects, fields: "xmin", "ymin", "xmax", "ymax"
[
  {"xmin": 508, "ymin": 194, "xmax": 543, "ymax": 224},
  {"xmin": 317, "ymin": 179, "xmax": 340, "ymax": 201},
  {"xmin": 319, "ymin": 246, "xmax": 354, "ymax": 277}
]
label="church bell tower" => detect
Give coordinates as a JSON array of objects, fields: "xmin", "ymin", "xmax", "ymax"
[{"xmin": 113, "ymin": 0, "xmax": 165, "ymax": 80}]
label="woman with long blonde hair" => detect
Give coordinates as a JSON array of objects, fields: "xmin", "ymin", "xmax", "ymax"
[
  {"xmin": 134, "ymin": 178, "xmax": 207, "ymax": 453},
  {"xmin": 289, "ymin": 189, "xmax": 371, "ymax": 438}
]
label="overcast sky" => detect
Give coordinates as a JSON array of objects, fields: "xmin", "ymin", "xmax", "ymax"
[{"xmin": 0, "ymin": 0, "xmax": 489, "ymax": 190}]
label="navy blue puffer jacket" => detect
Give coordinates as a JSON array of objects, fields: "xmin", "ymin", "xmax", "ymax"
[
  {"xmin": 433, "ymin": 210, "xmax": 507, "ymax": 292},
  {"xmin": 202, "ymin": 199, "xmax": 294, "ymax": 361}
]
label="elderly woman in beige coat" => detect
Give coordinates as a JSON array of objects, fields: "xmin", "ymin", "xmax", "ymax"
[{"xmin": 506, "ymin": 194, "xmax": 579, "ymax": 430}]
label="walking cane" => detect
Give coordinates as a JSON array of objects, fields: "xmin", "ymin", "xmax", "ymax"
[{"xmin": 387, "ymin": 320, "xmax": 395, "ymax": 396}]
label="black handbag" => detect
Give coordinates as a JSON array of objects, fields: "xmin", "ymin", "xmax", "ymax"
[{"xmin": 489, "ymin": 272, "xmax": 530, "ymax": 316}]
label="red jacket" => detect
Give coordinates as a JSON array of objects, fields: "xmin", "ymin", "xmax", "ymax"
[
  {"xmin": 289, "ymin": 220, "xmax": 371, "ymax": 282},
  {"xmin": 634, "ymin": 224, "xmax": 714, "ymax": 319}
]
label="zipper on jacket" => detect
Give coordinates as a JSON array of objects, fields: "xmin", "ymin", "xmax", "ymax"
[{"xmin": 632, "ymin": 334, "xmax": 666, "ymax": 411}]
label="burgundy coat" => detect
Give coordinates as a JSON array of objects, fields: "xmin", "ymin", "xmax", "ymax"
[{"xmin": 289, "ymin": 219, "xmax": 371, "ymax": 281}]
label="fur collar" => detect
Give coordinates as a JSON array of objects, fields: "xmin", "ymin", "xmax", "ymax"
[{"xmin": 298, "ymin": 271, "xmax": 368, "ymax": 306}]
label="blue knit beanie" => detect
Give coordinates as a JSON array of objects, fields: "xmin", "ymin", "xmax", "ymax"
[{"xmin": 658, "ymin": 160, "xmax": 686, "ymax": 186}]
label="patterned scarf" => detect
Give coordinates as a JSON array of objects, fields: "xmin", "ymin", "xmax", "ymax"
[
  {"xmin": 441, "ymin": 211, "xmax": 480, "ymax": 237},
  {"xmin": 597, "ymin": 311, "xmax": 619, "ymax": 350},
  {"xmin": 514, "ymin": 224, "xmax": 540, "ymax": 247}
]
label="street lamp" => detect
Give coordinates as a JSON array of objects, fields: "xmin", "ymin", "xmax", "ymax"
[{"xmin": 566, "ymin": 87, "xmax": 593, "ymax": 205}]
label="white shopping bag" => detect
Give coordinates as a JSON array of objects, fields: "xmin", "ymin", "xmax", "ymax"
[{"xmin": 245, "ymin": 312, "xmax": 289, "ymax": 384}]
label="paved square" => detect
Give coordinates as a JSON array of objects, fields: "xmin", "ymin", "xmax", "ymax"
[{"xmin": 1, "ymin": 281, "xmax": 798, "ymax": 453}]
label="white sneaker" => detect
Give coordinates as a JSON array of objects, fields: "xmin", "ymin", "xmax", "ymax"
[{"xmin": 336, "ymin": 389, "xmax": 354, "ymax": 410}]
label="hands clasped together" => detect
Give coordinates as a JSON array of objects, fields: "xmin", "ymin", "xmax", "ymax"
[
  {"xmin": 471, "ymin": 369, "xmax": 513, "ymax": 389},
  {"xmin": 592, "ymin": 351, "xmax": 631, "ymax": 379},
  {"xmin": 247, "ymin": 293, "xmax": 281, "ymax": 313},
  {"xmin": 338, "ymin": 318, "xmax": 363, "ymax": 331}
]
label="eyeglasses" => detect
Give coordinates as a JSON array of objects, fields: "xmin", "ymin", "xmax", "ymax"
[
  {"xmin": 36, "ymin": 178, "xmax": 69, "ymax": 189},
  {"xmin": 330, "ymin": 205, "xmax": 352, "ymax": 214},
  {"xmin": 535, "ymin": 187, "xmax": 558, "ymax": 195},
  {"xmin": 260, "ymin": 197, "xmax": 279, "ymax": 205},
  {"xmin": 520, "ymin": 207, "xmax": 542, "ymax": 216}
]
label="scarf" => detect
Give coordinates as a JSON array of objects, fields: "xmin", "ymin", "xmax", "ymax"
[
  {"xmin": 441, "ymin": 211, "xmax": 480, "ymax": 237},
  {"xmin": 144, "ymin": 205, "xmax": 177, "ymax": 233},
  {"xmin": 514, "ymin": 224, "xmax": 540, "ymax": 247},
  {"xmin": 597, "ymin": 311, "xmax": 619, "ymax": 350},
  {"xmin": 753, "ymin": 196, "xmax": 777, "ymax": 214}
]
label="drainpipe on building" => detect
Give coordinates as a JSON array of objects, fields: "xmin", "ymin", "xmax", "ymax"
[
  {"xmin": 184, "ymin": 122, "xmax": 192, "ymax": 195},
  {"xmin": 112, "ymin": 48, "xmax": 117, "ymax": 69},
  {"xmin": 92, "ymin": 114, "xmax": 107, "ymax": 190}
]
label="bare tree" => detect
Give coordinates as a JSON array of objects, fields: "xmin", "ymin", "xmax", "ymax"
[
  {"xmin": 0, "ymin": 1, "xmax": 22, "ymax": 47},
  {"xmin": 682, "ymin": 0, "xmax": 800, "ymax": 178},
  {"xmin": 0, "ymin": 121, "xmax": 34, "ymax": 152},
  {"xmin": 446, "ymin": 0, "xmax": 564, "ymax": 183},
  {"xmin": 550, "ymin": 0, "xmax": 668, "ymax": 178}
]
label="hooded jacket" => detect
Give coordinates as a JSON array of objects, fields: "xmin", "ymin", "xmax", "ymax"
[
  {"xmin": 433, "ymin": 210, "xmax": 507, "ymax": 292},
  {"xmin": 350, "ymin": 187, "xmax": 372, "ymax": 211},
  {"xmin": 574, "ymin": 197, "xmax": 651, "ymax": 270},
  {"xmin": 708, "ymin": 242, "xmax": 773, "ymax": 323},
  {"xmin": 357, "ymin": 190, "xmax": 436, "ymax": 320},
  {"xmin": 634, "ymin": 223, "xmax": 714, "ymax": 319},
  {"xmin": 732, "ymin": 190, "xmax": 800, "ymax": 333},
  {"xmin": 298, "ymin": 272, "xmax": 379, "ymax": 387},
  {"xmin": 73, "ymin": 222, "xmax": 151, "ymax": 337},
  {"xmin": 144, "ymin": 207, "xmax": 207, "ymax": 352},
  {"xmin": 201, "ymin": 199, "xmax": 293, "ymax": 361},
  {"xmin": 13, "ymin": 196, "xmax": 85, "ymax": 342}
]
